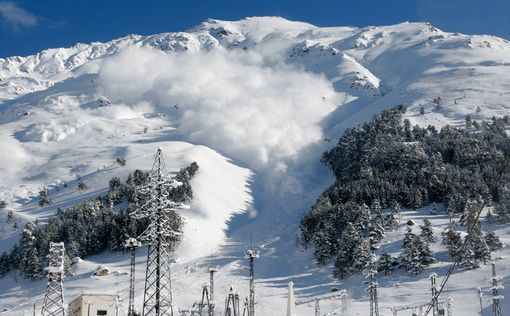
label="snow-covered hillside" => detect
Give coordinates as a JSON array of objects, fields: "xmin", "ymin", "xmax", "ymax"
[{"xmin": 1, "ymin": 16, "xmax": 510, "ymax": 315}]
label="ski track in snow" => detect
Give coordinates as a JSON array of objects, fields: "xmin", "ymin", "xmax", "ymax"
[{"xmin": 1, "ymin": 17, "xmax": 510, "ymax": 315}]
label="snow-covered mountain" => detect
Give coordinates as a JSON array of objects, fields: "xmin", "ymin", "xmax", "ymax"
[{"xmin": 1, "ymin": 16, "xmax": 510, "ymax": 315}]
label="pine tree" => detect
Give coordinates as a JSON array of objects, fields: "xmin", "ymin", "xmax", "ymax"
[
  {"xmin": 377, "ymin": 251, "xmax": 395, "ymax": 276},
  {"xmin": 314, "ymin": 229, "xmax": 336, "ymax": 265},
  {"xmin": 6, "ymin": 210, "xmax": 14, "ymax": 223},
  {"xmin": 369, "ymin": 200, "xmax": 385, "ymax": 243},
  {"xmin": 470, "ymin": 224, "xmax": 491, "ymax": 265},
  {"xmin": 417, "ymin": 238, "xmax": 436, "ymax": 266},
  {"xmin": 351, "ymin": 238, "xmax": 371, "ymax": 272},
  {"xmin": 0, "ymin": 252, "xmax": 11, "ymax": 277},
  {"xmin": 78, "ymin": 179, "xmax": 88, "ymax": 191},
  {"xmin": 459, "ymin": 237, "xmax": 479, "ymax": 270},
  {"xmin": 399, "ymin": 228, "xmax": 424, "ymax": 274},
  {"xmin": 420, "ymin": 219, "xmax": 437, "ymax": 243},
  {"xmin": 441, "ymin": 228, "xmax": 462, "ymax": 262},
  {"xmin": 38, "ymin": 187, "xmax": 52, "ymax": 207},
  {"xmin": 19, "ymin": 223, "xmax": 41, "ymax": 280},
  {"xmin": 384, "ymin": 202, "xmax": 400, "ymax": 230},
  {"xmin": 358, "ymin": 203, "xmax": 370, "ymax": 237},
  {"xmin": 334, "ymin": 223, "xmax": 363, "ymax": 279},
  {"xmin": 496, "ymin": 186, "xmax": 510, "ymax": 223},
  {"xmin": 484, "ymin": 231, "xmax": 503, "ymax": 251}
]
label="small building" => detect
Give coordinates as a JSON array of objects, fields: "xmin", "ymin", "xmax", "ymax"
[{"xmin": 68, "ymin": 293, "xmax": 119, "ymax": 316}]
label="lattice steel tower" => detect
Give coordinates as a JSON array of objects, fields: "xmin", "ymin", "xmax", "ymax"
[
  {"xmin": 126, "ymin": 237, "xmax": 141, "ymax": 316},
  {"xmin": 40, "ymin": 242, "xmax": 65, "ymax": 316},
  {"xmin": 131, "ymin": 148, "xmax": 185, "ymax": 316},
  {"xmin": 245, "ymin": 249, "xmax": 259, "ymax": 316},
  {"xmin": 367, "ymin": 240, "xmax": 379, "ymax": 316}
]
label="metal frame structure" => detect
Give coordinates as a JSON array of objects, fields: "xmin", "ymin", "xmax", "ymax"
[
  {"xmin": 245, "ymin": 249, "xmax": 259, "ymax": 316},
  {"xmin": 491, "ymin": 262, "xmax": 503, "ymax": 316},
  {"xmin": 295, "ymin": 290, "xmax": 347, "ymax": 316},
  {"xmin": 391, "ymin": 299, "xmax": 452, "ymax": 316},
  {"xmin": 40, "ymin": 242, "xmax": 65, "ymax": 316},
  {"xmin": 224, "ymin": 287, "xmax": 241, "ymax": 316},
  {"xmin": 131, "ymin": 148, "xmax": 186, "ymax": 316},
  {"xmin": 126, "ymin": 238, "xmax": 142, "ymax": 316}
]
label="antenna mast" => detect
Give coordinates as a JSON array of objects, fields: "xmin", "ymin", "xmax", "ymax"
[{"xmin": 245, "ymin": 248, "xmax": 259, "ymax": 316}]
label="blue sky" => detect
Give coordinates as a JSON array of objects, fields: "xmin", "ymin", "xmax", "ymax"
[{"xmin": 0, "ymin": 0, "xmax": 509, "ymax": 58}]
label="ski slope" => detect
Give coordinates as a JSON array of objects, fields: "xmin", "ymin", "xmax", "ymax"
[{"xmin": 1, "ymin": 16, "xmax": 510, "ymax": 315}]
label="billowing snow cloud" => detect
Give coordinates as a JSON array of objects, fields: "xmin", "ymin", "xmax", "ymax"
[{"xmin": 98, "ymin": 46, "xmax": 337, "ymax": 181}]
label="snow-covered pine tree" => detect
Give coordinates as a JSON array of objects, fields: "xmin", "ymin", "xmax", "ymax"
[
  {"xmin": 485, "ymin": 231, "xmax": 503, "ymax": 251},
  {"xmin": 495, "ymin": 186, "xmax": 510, "ymax": 223},
  {"xmin": 470, "ymin": 224, "xmax": 491, "ymax": 265},
  {"xmin": 334, "ymin": 223, "xmax": 364, "ymax": 279},
  {"xmin": 399, "ymin": 227, "xmax": 425, "ymax": 274},
  {"xmin": 351, "ymin": 238, "xmax": 371, "ymax": 273},
  {"xmin": 417, "ymin": 237, "xmax": 436, "ymax": 266},
  {"xmin": 369, "ymin": 200, "xmax": 386, "ymax": 243},
  {"xmin": 459, "ymin": 237, "xmax": 479, "ymax": 270},
  {"xmin": 0, "ymin": 252, "xmax": 11, "ymax": 277},
  {"xmin": 400, "ymin": 242, "xmax": 423, "ymax": 274},
  {"xmin": 441, "ymin": 228, "xmax": 462, "ymax": 262},
  {"xmin": 420, "ymin": 219, "xmax": 437, "ymax": 243},
  {"xmin": 38, "ymin": 187, "xmax": 52, "ymax": 207},
  {"xmin": 314, "ymin": 229, "xmax": 336, "ymax": 266},
  {"xmin": 19, "ymin": 223, "xmax": 41, "ymax": 280},
  {"xmin": 359, "ymin": 203, "xmax": 371, "ymax": 237},
  {"xmin": 377, "ymin": 251, "xmax": 395, "ymax": 276}
]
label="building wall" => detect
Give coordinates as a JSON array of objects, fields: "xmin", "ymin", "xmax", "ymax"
[{"xmin": 68, "ymin": 294, "xmax": 118, "ymax": 316}]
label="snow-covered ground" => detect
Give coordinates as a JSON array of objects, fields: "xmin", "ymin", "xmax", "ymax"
[{"xmin": 1, "ymin": 17, "xmax": 510, "ymax": 315}]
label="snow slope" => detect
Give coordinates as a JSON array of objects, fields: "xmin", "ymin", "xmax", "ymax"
[{"xmin": 1, "ymin": 17, "xmax": 510, "ymax": 315}]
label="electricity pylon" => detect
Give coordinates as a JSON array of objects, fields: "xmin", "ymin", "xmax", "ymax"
[
  {"xmin": 131, "ymin": 148, "xmax": 186, "ymax": 316},
  {"xmin": 40, "ymin": 242, "xmax": 65, "ymax": 316}
]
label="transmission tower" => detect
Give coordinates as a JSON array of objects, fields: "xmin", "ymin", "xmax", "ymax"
[
  {"xmin": 126, "ymin": 237, "xmax": 142, "ymax": 316},
  {"xmin": 245, "ymin": 249, "xmax": 259, "ymax": 316},
  {"xmin": 131, "ymin": 148, "xmax": 186, "ymax": 316},
  {"xmin": 491, "ymin": 262, "xmax": 503, "ymax": 316},
  {"xmin": 40, "ymin": 242, "xmax": 65, "ymax": 316}
]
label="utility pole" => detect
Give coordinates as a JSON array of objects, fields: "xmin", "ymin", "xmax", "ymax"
[
  {"xmin": 40, "ymin": 242, "xmax": 65, "ymax": 316},
  {"xmin": 430, "ymin": 273, "xmax": 439, "ymax": 316},
  {"xmin": 491, "ymin": 262, "xmax": 503, "ymax": 316},
  {"xmin": 477, "ymin": 287, "xmax": 484, "ymax": 316},
  {"xmin": 131, "ymin": 148, "xmax": 186, "ymax": 316},
  {"xmin": 126, "ymin": 238, "xmax": 141, "ymax": 316},
  {"xmin": 245, "ymin": 249, "xmax": 259, "ymax": 316},
  {"xmin": 207, "ymin": 266, "xmax": 219, "ymax": 316}
]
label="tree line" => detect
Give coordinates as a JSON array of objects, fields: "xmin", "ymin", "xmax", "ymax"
[
  {"xmin": 300, "ymin": 106, "xmax": 509, "ymax": 278},
  {"xmin": 0, "ymin": 162, "xmax": 199, "ymax": 280}
]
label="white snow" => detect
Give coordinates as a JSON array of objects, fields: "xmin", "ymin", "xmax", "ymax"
[{"xmin": 1, "ymin": 16, "xmax": 510, "ymax": 315}]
